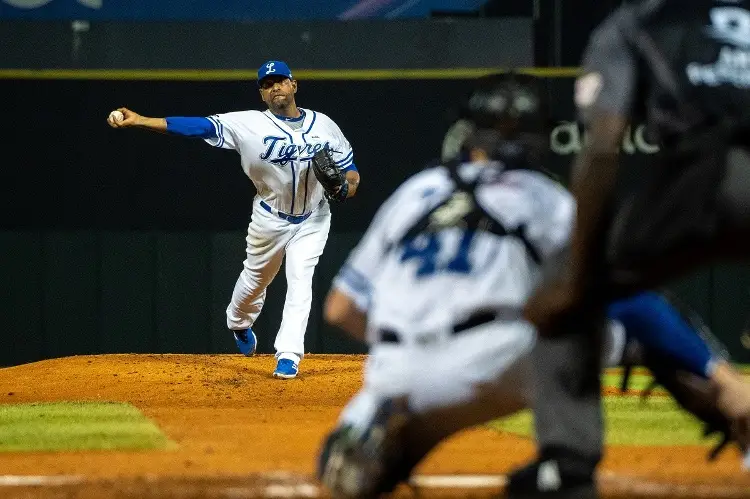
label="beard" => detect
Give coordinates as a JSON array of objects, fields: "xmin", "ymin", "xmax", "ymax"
[{"xmin": 269, "ymin": 94, "xmax": 291, "ymax": 112}]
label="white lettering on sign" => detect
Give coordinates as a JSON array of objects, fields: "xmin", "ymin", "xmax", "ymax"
[
  {"xmin": 550, "ymin": 121, "xmax": 659, "ymax": 155},
  {"xmin": 3, "ymin": 0, "xmax": 101, "ymax": 9}
]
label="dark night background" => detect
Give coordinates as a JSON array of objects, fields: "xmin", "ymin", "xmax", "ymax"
[{"xmin": 3, "ymin": 0, "xmax": 749, "ymax": 365}]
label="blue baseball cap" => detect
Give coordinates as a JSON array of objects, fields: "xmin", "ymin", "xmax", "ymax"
[{"xmin": 257, "ymin": 60, "xmax": 293, "ymax": 85}]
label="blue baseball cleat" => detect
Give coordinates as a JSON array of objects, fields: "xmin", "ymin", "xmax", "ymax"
[
  {"xmin": 273, "ymin": 358, "xmax": 298, "ymax": 379},
  {"xmin": 232, "ymin": 328, "xmax": 257, "ymax": 357}
]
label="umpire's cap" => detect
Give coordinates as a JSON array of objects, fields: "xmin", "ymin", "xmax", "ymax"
[{"xmin": 465, "ymin": 72, "xmax": 548, "ymax": 138}]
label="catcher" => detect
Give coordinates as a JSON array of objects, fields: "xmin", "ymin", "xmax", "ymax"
[
  {"xmin": 316, "ymin": 73, "xmax": 750, "ymax": 499},
  {"xmin": 108, "ymin": 60, "xmax": 359, "ymax": 379}
]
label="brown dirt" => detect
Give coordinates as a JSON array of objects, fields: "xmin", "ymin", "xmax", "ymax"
[{"xmin": 0, "ymin": 354, "xmax": 748, "ymax": 498}]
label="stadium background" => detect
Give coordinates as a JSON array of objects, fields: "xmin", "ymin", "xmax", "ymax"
[{"xmin": 3, "ymin": 0, "xmax": 749, "ymax": 367}]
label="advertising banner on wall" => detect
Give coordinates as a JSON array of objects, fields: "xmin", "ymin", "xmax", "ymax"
[
  {"xmin": 540, "ymin": 77, "xmax": 659, "ymax": 186},
  {"xmin": 2, "ymin": 73, "xmax": 748, "ymax": 362},
  {"xmin": 0, "ymin": 0, "xmax": 487, "ymax": 21}
]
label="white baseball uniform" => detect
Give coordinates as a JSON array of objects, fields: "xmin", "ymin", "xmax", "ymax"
[
  {"xmin": 205, "ymin": 108, "xmax": 355, "ymax": 363},
  {"xmin": 331, "ymin": 161, "xmax": 625, "ymax": 433}
]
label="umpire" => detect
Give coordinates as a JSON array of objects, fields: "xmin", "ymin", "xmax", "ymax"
[{"xmin": 510, "ymin": 1, "xmax": 750, "ymax": 497}]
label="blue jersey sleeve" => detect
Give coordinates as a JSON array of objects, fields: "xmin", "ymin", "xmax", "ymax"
[{"xmin": 165, "ymin": 117, "xmax": 217, "ymax": 138}]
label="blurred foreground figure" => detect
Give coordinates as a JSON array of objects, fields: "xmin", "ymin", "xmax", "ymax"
[
  {"xmin": 514, "ymin": 1, "xmax": 750, "ymax": 497},
  {"xmin": 316, "ymin": 72, "xmax": 750, "ymax": 499}
]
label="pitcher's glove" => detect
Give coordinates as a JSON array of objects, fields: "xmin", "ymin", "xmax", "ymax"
[{"xmin": 312, "ymin": 149, "xmax": 348, "ymax": 202}]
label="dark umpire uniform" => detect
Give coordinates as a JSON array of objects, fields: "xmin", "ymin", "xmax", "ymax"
[{"xmin": 510, "ymin": 1, "xmax": 750, "ymax": 497}]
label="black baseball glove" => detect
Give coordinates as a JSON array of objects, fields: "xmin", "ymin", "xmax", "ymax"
[{"xmin": 311, "ymin": 148, "xmax": 348, "ymax": 202}]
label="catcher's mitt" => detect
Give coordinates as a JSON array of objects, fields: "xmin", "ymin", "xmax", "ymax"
[
  {"xmin": 317, "ymin": 397, "xmax": 413, "ymax": 499},
  {"xmin": 311, "ymin": 148, "xmax": 348, "ymax": 202}
]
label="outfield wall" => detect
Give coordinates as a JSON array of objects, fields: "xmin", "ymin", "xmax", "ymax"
[{"xmin": 2, "ymin": 73, "xmax": 749, "ymax": 365}]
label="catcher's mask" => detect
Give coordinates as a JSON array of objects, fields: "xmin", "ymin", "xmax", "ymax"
[{"xmin": 464, "ymin": 72, "xmax": 549, "ymax": 168}]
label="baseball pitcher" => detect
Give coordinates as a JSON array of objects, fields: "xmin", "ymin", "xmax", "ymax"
[{"xmin": 107, "ymin": 60, "xmax": 360, "ymax": 379}]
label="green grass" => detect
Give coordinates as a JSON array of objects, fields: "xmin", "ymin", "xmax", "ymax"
[
  {"xmin": 0, "ymin": 402, "xmax": 173, "ymax": 452},
  {"xmin": 489, "ymin": 372, "xmax": 724, "ymax": 446}
]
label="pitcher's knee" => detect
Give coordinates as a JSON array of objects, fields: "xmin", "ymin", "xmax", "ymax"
[
  {"xmin": 238, "ymin": 271, "xmax": 268, "ymax": 294},
  {"xmin": 286, "ymin": 289, "xmax": 313, "ymax": 307}
]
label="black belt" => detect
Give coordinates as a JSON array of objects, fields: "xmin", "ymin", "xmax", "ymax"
[{"xmin": 379, "ymin": 311, "xmax": 499, "ymax": 344}]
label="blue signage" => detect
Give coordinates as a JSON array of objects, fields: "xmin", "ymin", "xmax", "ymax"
[{"xmin": 0, "ymin": 0, "xmax": 488, "ymax": 20}]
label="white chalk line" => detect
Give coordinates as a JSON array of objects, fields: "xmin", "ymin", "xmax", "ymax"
[
  {"xmin": 599, "ymin": 471, "xmax": 750, "ymax": 498},
  {"xmin": 0, "ymin": 473, "xmax": 504, "ymax": 492},
  {"xmin": 0, "ymin": 472, "xmax": 748, "ymax": 497},
  {"xmin": 261, "ymin": 483, "xmax": 320, "ymax": 498},
  {"xmin": 0, "ymin": 475, "xmax": 86, "ymax": 486},
  {"xmin": 409, "ymin": 474, "xmax": 507, "ymax": 488}
]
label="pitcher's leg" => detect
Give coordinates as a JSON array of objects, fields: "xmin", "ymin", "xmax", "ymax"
[
  {"xmin": 226, "ymin": 285, "xmax": 272, "ymax": 330},
  {"xmin": 273, "ymin": 210, "xmax": 331, "ymax": 359},
  {"xmin": 226, "ymin": 214, "xmax": 289, "ymax": 330}
]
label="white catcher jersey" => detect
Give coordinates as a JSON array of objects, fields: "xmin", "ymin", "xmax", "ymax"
[
  {"xmin": 204, "ymin": 109, "xmax": 354, "ymax": 215},
  {"xmin": 333, "ymin": 162, "xmax": 573, "ymax": 343}
]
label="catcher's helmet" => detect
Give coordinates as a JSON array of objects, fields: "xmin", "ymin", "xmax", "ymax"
[
  {"xmin": 462, "ymin": 72, "xmax": 549, "ymax": 167},
  {"xmin": 466, "ymin": 72, "xmax": 547, "ymax": 134}
]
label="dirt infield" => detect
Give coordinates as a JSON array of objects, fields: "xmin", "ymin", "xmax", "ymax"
[{"xmin": 0, "ymin": 354, "xmax": 749, "ymax": 498}]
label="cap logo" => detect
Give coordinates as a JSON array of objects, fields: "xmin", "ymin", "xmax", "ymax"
[{"xmin": 265, "ymin": 62, "xmax": 276, "ymax": 74}]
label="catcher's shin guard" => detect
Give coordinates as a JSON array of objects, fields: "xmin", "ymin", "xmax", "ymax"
[{"xmin": 317, "ymin": 398, "xmax": 411, "ymax": 499}]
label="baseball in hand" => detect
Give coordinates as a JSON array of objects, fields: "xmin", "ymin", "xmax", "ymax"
[{"xmin": 109, "ymin": 110, "xmax": 124, "ymax": 123}]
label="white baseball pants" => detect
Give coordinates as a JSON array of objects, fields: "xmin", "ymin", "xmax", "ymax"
[
  {"xmin": 226, "ymin": 197, "xmax": 331, "ymax": 361},
  {"xmin": 336, "ymin": 319, "xmax": 625, "ymax": 438}
]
